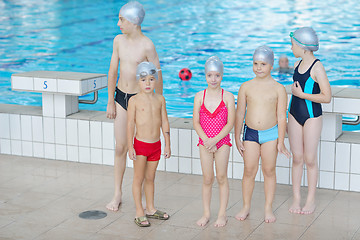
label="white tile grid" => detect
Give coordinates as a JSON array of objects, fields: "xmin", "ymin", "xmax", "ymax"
[
  {"xmin": 90, "ymin": 148, "xmax": 102, "ymax": 164},
  {"xmin": 102, "ymin": 149, "xmax": 114, "ymax": 166},
  {"xmin": 233, "ymin": 162, "xmax": 244, "ymax": 179},
  {"xmin": 32, "ymin": 116, "xmax": 44, "ymax": 142},
  {"xmin": 102, "ymin": 122, "xmax": 114, "ymax": 150},
  {"xmin": 11, "ymin": 140, "xmax": 21, "ymax": 155},
  {"xmin": 81, "ymin": 81, "xmax": 88, "ymax": 95},
  {"xmin": 227, "ymin": 161, "xmax": 233, "ymax": 178},
  {"xmin": 192, "ymin": 158, "xmax": 202, "ymax": 175},
  {"xmin": 55, "ymin": 144, "xmax": 67, "ymax": 161},
  {"xmin": 170, "ymin": 128, "xmax": 178, "ymax": 156},
  {"xmin": 44, "ymin": 143, "xmax": 56, "ymax": 159},
  {"xmin": 277, "ymin": 138, "xmax": 291, "ymax": 167},
  {"xmin": 0, "ymin": 113, "xmax": 10, "ymax": 139},
  {"xmin": 158, "ymin": 155, "xmax": 165, "ymax": 171},
  {"xmin": 43, "ymin": 117, "xmax": 55, "ymax": 143},
  {"xmin": 319, "ymin": 171, "xmax": 334, "ymax": 189},
  {"xmin": 319, "ymin": 141, "xmax": 335, "ymax": 172},
  {"xmin": 102, "ymin": 76, "xmax": 108, "ymax": 88},
  {"xmin": 22, "ymin": 141, "xmax": 33, "ymax": 157},
  {"xmin": 334, "ymin": 172, "xmax": 350, "ymax": 191},
  {"xmin": 320, "ymin": 114, "xmax": 342, "ymax": 141},
  {"xmin": 11, "ymin": 76, "xmax": 34, "ymax": 91},
  {"xmin": 350, "ymin": 144, "xmax": 360, "ymax": 174},
  {"xmin": 90, "ymin": 121, "xmax": 102, "ymax": 148},
  {"xmin": 165, "ymin": 156, "xmax": 179, "ymax": 172},
  {"xmin": 334, "ymin": 98, "xmax": 360, "ymax": 115},
  {"xmin": 179, "ymin": 157, "xmax": 192, "ymax": 174},
  {"xmin": 79, "ymin": 146, "xmax": 90, "ymax": 163},
  {"xmin": 276, "ymin": 167, "xmax": 290, "ymax": 184},
  {"xmin": 87, "ymin": 78, "xmax": 101, "ymax": 92},
  {"xmin": 233, "ymin": 144, "xmax": 244, "ymax": 163},
  {"xmin": 71, "ymin": 95, "xmax": 79, "ymax": 114},
  {"xmin": 66, "ymin": 119, "xmax": 78, "ymax": 146},
  {"xmin": 54, "ymin": 118, "xmax": 66, "ymax": 144},
  {"xmin": 78, "ymin": 120, "xmax": 90, "ymax": 147},
  {"xmin": 54, "ymin": 95, "xmax": 66, "ymax": 118},
  {"xmin": 9, "ymin": 114, "xmax": 21, "ymax": 140},
  {"xmin": 57, "ymin": 79, "xmax": 81, "ymax": 95},
  {"xmin": 256, "ymin": 164, "xmax": 262, "ymax": 182},
  {"xmin": 33, "ymin": 142, "xmax": 44, "ymax": 158},
  {"xmin": 34, "ymin": 77, "xmax": 57, "ymax": 92},
  {"xmin": 0, "ymin": 139, "xmax": 11, "ymax": 154},
  {"xmin": 127, "ymin": 155, "xmax": 133, "ymax": 168},
  {"xmin": 178, "ymin": 129, "xmax": 192, "ymax": 157},
  {"xmin": 42, "ymin": 93, "xmax": 54, "ymax": 117},
  {"xmin": 322, "ymin": 98, "xmax": 333, "ymax": 112},
  {"xmin": 65, "ymin": 95, "xmax": 73, "ymax": 116},
  {"xmin": 191, "ymin": 130, "xmax": 200, "ymax": 159},
  {"xmin": 350, "ymin": 174, "xmax": 360, "ymax": 192},
  {"xmin": 335, "ymin": 142, "xmax": 350, "ymax": 173},
  {"xmin": 67, "ymin": 145, "xmax": 79, "ymax": 162}
]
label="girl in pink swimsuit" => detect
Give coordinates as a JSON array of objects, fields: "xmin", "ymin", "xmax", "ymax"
[{"xmin": 193, "ymin": 56, "xmax": 235, "ymax": 228}]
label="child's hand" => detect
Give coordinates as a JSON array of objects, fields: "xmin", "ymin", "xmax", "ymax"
[
  {"xmin": 278, "ymin": 143, "xmax": 291, "ymax": 159},
  {"xmin": 204, "ymin": 137, "xmax": 217, "ymax": 150},
  {"xmin": 106, "ymin": 101, "xmax": 116, "ymax": 119},
  {"xmin": 291, "ymin": 81, "xmax": 304, "ymax": 98},
  {"xmin": 164, "ymin": 145, "xmax": 171, "ymax": 159},
  {"xmin": 128, "ymin": 147, "xmax": 136, "ymax": 161},
  {"xmin": 236, "ymin": 140, "xmax": 245, "ymax": 157},
  {"xmin": 208, "ymin": 145, "xmax": 217, "ymax": 153}
]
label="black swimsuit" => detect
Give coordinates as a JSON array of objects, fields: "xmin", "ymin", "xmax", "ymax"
[{"xmin": 115, "ymin": 87, "xmax": 136, "ymax": 111}]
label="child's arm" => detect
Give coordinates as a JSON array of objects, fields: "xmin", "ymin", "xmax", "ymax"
[
  {"xmin": 193, "ymin": 91, "xmax": 209, "ymax": 143},
  {"xmin": 292, "ymin": 61, "xmax": 331, "ymax": 103},
  {"xmin": 146, "ymin": 42, "xmax": 163, "ymax": 95},
  {"xmin": 127, "ymin": 97, "xmax": 136, "ymax": 160},
  {"xmin": 277, "ymin": 85, "xmax": 291, "ymax": 158},
  {"xmin": 106, "ymin": 36, "xmax": 120, "ymax": 119},
  {"xmin": 234, "ymin": 84, "xmax": 246, "ymax": 156},
  {"xmin": 160, "ymin": 96, "xmax": 171, "ymax": 158},
  {"xmin": 203, "ymin": 92, "xmax": 235, "ymax": 149}
]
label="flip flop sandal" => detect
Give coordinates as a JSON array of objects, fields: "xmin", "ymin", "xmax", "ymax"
[
  {"xmin": 134, "ymin": 216, "xmax": 150, "ymax": 227},
  {"xmin": 146, "ymin": 210, "xmax": 170, "ymax": 220}
]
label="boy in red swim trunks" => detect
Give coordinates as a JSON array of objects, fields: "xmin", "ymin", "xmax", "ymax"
[{"xmin": 127, "ymin": 62, "xmax": 171, "ymax": 227}]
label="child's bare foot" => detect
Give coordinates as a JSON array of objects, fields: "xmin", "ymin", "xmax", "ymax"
[
  {"xmin": 301, "ymin": 202, "xmax": 316, "ymax": 215},
  {"xmin": 196, "ymin": 216, "xmax": 210, "ymax": 227},
  {"xmin": 264, "ymin": 208, "xmax": 276, "ymax": 223},
  {"xmin": 235, "ymin": 207, "xmax": 250, "ymax": 221},
  {"xmin": 289, "ymin": 199, "xmax": 302, "ymax": 214},
  {"xmin": 214, "ymin": 215, "xmax": 227, "ymax": 227},
  {"xmin": 106, "ymin": 194, "xmax": 122, "ymax": 211}
]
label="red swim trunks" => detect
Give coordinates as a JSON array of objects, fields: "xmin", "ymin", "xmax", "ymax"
[{"xmin": 133, "ymin": 138, "xmax": 161, "ymax": 161}]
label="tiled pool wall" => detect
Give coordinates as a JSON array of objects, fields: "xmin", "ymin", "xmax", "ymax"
[{"xmin": 1, "ymin": 102, "xmax": 360, "ymax": 193}]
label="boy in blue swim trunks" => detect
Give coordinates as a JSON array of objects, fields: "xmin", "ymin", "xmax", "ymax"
[{"xmin": 234, "ymin": 46, "xmax": 290, "ymax": 223}]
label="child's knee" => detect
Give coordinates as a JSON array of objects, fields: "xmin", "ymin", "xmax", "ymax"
[
  {"xmin": 203, "ymin": 176, "xmax": 214, "ymax": 185},
  {"xmin": 244, "ymin": 166, "xmax": 258, "ymax": 178},
  {"xmin": 304, "ymin": 155, "xmax": 317, "ymax": 169},
  {"xmin": 262, "ymin": 166, "xmax": 275, "ymax": 178},
  {"xmin": 115, "ymin": 143, "xmax": 127, "ymax": 156},
  {"xmin": 292, "ymin": 152, "xmax": 304, "ymax": 165},
  {"xmin": 216, "ymin": 174, "xmax": 228, "ymax": 185}
]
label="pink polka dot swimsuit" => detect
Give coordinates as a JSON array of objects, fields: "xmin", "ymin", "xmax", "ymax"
[{"xmin": 198, "ymin": 89, "xmax": 232, "ymax": 149}]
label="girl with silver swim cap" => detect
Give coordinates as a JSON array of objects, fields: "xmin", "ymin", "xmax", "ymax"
[
  {"xmin": 290, "ymin": 27, "xmax": 319, "ymax": 52},
  {"xmin": 205, "ymin": 56, "xmax": 224, "ymax": 75},
  {"xmin": 288, "ymin": 27, "xmax": 331, "ymax": 215},
  {"xmin": 253, "ymin": 45, "xmax": 274, "ymax": 66},
  {"xmin": 120, "ymin": 1, "xmax": 145, "ymax": 26},
  {"xmin": 136, "ymin": 61, "xmax": 158, "ymax": 80}
]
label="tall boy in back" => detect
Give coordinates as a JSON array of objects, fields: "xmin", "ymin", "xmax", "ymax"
[
  {"xmin": 234, "ymin": 46, "xmax": 290, "ymax": 223},
  {"xmin": 127, "ymin": 62, "xmax": 170, "ymax": 227},
  {"xmin": 106, "ymin": 1, "xmax": 163, "ymax": 211}
]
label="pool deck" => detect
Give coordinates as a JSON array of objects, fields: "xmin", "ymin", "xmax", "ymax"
[{"xmin": 1, "ymin": 154, "xmax": 360, "ymax": 240}]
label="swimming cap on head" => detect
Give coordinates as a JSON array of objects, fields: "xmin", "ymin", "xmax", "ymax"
[
  {"xmin": 120, "ymin": 1, "xmax": 145, "ymax": 26},
  {"xmin": 253, "ymin": 45, "xmax": 274, "ymax": 66},
  {"xmin": 205, "ymin": 56, "xmax": 224, "ymax": 75},
  {"xmin": 136, "ymin": 62, "xmax": 158, "ymax": 80},
  {"xmin": 290, "ymin": 27, "xmax": 319, "ymax": 51}
]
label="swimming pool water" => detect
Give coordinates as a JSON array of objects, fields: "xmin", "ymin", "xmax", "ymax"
[{"xmin": 1, "ymin": 0, "xmax": 360, "ymax": 125}]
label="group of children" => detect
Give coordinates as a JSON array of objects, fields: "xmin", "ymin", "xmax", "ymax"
[{"xmin": 105, "ymin": 1, "xmax": 331, "ymax": 227}]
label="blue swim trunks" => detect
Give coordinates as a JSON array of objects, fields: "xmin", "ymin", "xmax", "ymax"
[{"xmin": 243, "ymin": 124, "xmax": 278, "ymax": 144}]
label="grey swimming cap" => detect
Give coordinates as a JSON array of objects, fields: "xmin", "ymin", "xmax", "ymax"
[
  {"xmin": 205, "ymin": 56, "xmax": 224, "ymax": 75},
  {"xmin": 136, "ymin": 62, "xmax": 158, "ymax": 80},
  {"xmin": 253, "ymin": 45, "xmax": 274, "ymax": 66},
  {"xmin": 120, "ymin": 1, "xmax": 145, "ymax": 26},
  {"xmin": 290, "ymin": 27, "xmax": 319, "ymax": 51}
]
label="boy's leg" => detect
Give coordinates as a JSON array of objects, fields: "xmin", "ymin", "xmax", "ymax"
[
  {"xmin": 302, "ymin": 116, "xmax": 322, "ymax": 214},
  {"xmin": 197, "ymin": 145, "xmax": 215, "ymax": 227},
  {"xmin": 213, "ymin": 145, "xmax": 230, "ymax": 227},
  {"xmin": 236, "ymin": 141, "xmax": 260, "ymax": 221},
  {"xmin": 132, "ymin": 155, "xmax": 148, "ymax": 225},
  {"xmin": 106, "ymin": 103, "xmax": 128, "ymax": 211},
  {"xmin": 260, "ymin": 139, "xmax": 278, "ymax": 223},
  {"xmin": 288, "ymin": 114, "xmax": 304, "ymax": 214}
]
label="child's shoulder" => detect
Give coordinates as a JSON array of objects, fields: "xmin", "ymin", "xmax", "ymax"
[{"xmin": 223, "ymin": 89, "xmax": 235, "ymax": 99}]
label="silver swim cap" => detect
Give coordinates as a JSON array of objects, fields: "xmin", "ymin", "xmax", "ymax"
[
  {"xmin": 205, "ymin": 56, "xmax": 224, "ymax": 75},
  {"xmin": 290, "ymin": 27, "xmax": 319, "ymax": 51},
  {"xmin": 253, "ymin": 45, "xmax": 274, "ymax": 66},
  {"xmin": 120, "ymin": 1, "xmax": 145, "ymax": 26},
  {"xmin": 136, "ymin": 62, "xmax": 158, "ymax": 80}
]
